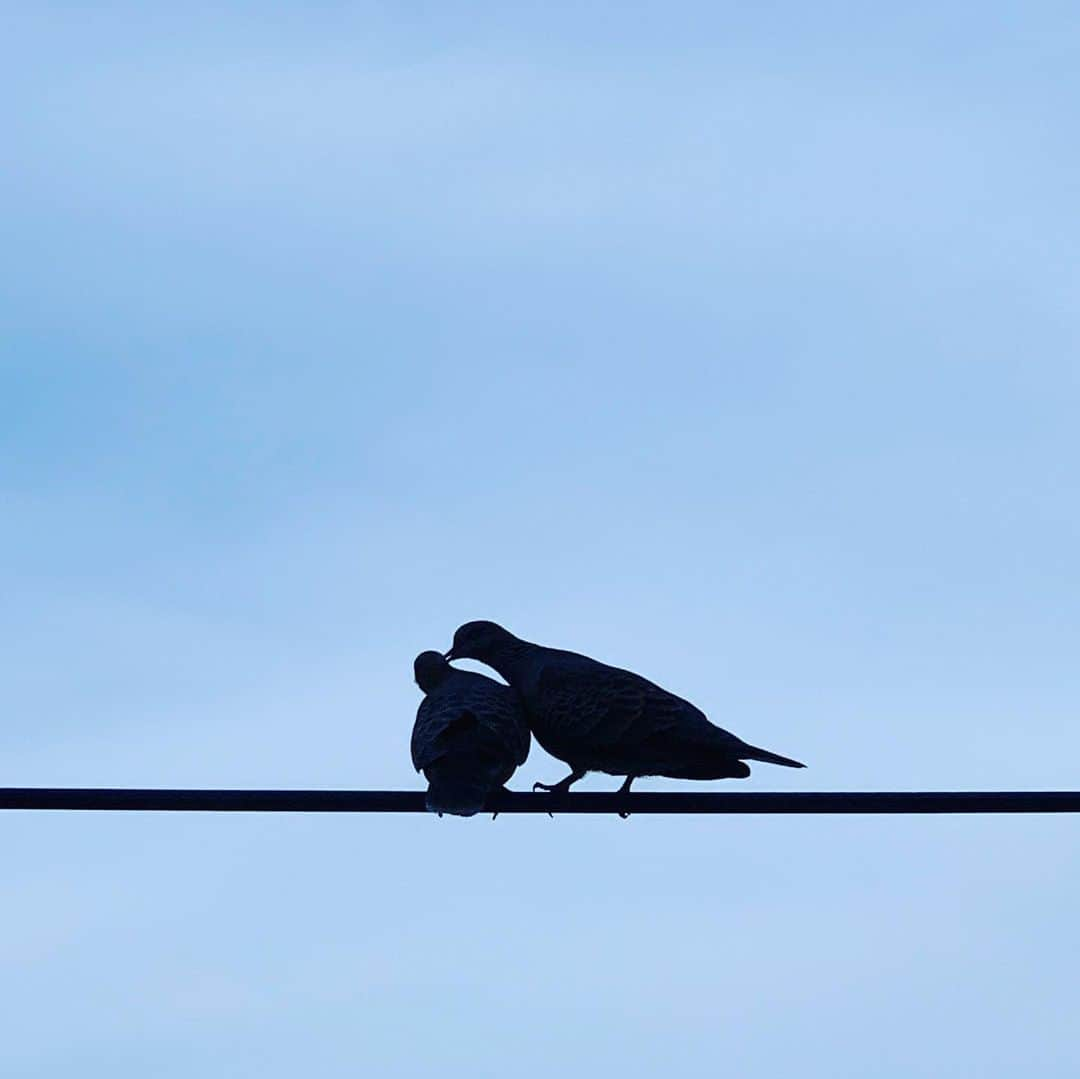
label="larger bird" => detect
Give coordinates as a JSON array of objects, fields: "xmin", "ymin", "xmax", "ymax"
[
  {"xmin": 445, "ymin": 621, "xmax": 804, "ymax": 797},
  {"xmin": 411, "ymin": 650, "xmax": 530, "ymax": 817}
]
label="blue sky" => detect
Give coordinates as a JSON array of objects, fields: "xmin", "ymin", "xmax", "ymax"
[{"xmin": 3, "ymin": 3, "xmax": 1079, "ymax": 1075}]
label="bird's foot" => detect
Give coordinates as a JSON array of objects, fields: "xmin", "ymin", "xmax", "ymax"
[
  {"xmin": 532, "ymin": 771, "xmax": 585, "ymax": 817},
  {"xmin": 617, "ymin": 776, "xmax": 635, "ymax": 819},
  {"xmin": 532, "ymin": 779, "xmax": 574, "ymax": 795},
  {"xmin": 532, "ymin": 780, "xmax": 566, "ymax": 818}
]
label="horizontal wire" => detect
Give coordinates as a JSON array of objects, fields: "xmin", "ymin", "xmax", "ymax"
[{"xmin": 0, "ymin": 789, "xmax": 1078, "ymax": 814}]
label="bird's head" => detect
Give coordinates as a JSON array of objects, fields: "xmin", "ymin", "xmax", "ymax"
[
  {"xmin": 413, "ymin": 650, "xmax": 453, "ymax": 693},
  {"xmin": 445, "ymin": 620, "xmax": 519, "ymax": 664}
]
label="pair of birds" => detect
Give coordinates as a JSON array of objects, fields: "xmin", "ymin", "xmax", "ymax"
[{"xmin": 411, "ymin": 620, "xmax": 806, "ymax": 817}]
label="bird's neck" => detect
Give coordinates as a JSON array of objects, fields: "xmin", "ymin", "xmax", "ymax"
[{"xmin": 484, "ymin": 640, "xmax": 536, "ymax": 685}]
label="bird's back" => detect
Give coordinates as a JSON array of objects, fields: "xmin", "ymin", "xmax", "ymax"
[
  {"xmin": 516, "ymin": 647, "xmax": 744, "ymax": 773},
  {"xmin": 412, "ymin": 669, "xmax": 530, "ymax": 815}
]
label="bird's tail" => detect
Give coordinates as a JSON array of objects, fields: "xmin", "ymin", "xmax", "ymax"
[
  {"xmin": 425, "ymin": 777, "xmax": 491, "ymax": 817},
  {"xmin": 737, "ymin": 742, "xmax": 806, "ymax": 769}
]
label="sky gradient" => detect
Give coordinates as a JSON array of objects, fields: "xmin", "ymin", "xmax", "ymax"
[{"xmin": 4, "ymin": 4, "xmax": 1079, "ymax": 1075}]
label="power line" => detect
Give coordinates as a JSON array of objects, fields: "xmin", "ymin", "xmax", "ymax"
[{"xmin": 0, "ymin": 788, "xmax": 1079, "ymax": 814}]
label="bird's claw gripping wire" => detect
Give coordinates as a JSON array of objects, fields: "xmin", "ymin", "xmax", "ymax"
[
  {"xmin": 532, "ymin": 780, "xmax": 568, "ymax": 794},
  {"xmin": 532, "ymin": 771, "xmax": 585, "ymax": 817},
  {"xmin": 531, "ymin": 781, "xmax": 560, "ymax": 818}
]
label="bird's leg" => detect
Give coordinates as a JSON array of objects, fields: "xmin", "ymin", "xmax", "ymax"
[
  {"xmin": 532, "ymin": 770, "xmax": 586, "ymax": 817},
  {"xmin": 532, "ymin": 770, "xmax": 586, "ymax": 796},
  {"xmin": 617, "ymin": 775, "xmax": 635, "ymax": 819}
]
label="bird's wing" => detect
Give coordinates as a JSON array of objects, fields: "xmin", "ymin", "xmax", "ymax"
[
  {"xmin": 411, "ymin": 679, "xmax": 530, "ymax": 772},
  {"xmin": 537, "ymin": 660, "xmax": 725, "ymax": 750},
  {"xmin": 535, "ymin": 662, "xmax": 649, "ymax": 742},
  {"xmin": 411, "ymin": 695, "xmax": 464, "ymax": 771},
  {"xmin": 457, "ymin": 676, "xmax": 531, "ymax": 766}
]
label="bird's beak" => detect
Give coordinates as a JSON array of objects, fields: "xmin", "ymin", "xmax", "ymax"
[{"xmin": 443, "ymin": 649, "xmax": 455, "ymax": 661}]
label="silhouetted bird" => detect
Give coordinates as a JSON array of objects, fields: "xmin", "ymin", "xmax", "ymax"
[
  {"xmin": 411, "ymin": 650, "xmax": 530, "ymax": 817},
  {"xmin": 445, "ymin": 622, "xmax": 805, "ymax": 800}
]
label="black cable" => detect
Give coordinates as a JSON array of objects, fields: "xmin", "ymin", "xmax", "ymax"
[{"xmin": 1, "ymin": 789, "xmax": 1078, "ymax": 814}]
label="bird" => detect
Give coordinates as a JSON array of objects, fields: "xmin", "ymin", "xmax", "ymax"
[
  {"xmin": 445, "ymin": 621, "xmax": 805, "ymax": 803},
  {"xmin": 411, "ymin": 650, "xmax": 531, "ymax": 817}
]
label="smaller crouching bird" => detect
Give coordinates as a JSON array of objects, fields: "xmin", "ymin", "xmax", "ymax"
[{"xmin": 411, "ymin": 651, "xmax": 530, "ymax": 817}]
